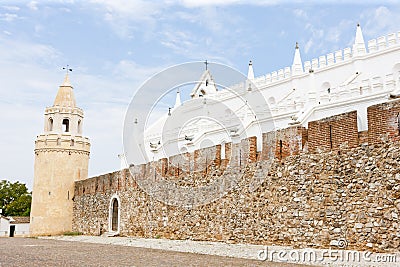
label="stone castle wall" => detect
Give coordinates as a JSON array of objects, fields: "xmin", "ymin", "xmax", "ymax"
[{"xmin": 72, "ymin": 100, "xmax": 400, "ymax": 252}]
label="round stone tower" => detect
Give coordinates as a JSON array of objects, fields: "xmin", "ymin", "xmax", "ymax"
[{"xmin": 30, "ymin": 72, "xmax": 90, "ymax": 236}]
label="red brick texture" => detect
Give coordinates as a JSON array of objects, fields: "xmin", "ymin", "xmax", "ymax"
[
  {"xmin": 367, "ymin": 99, "xmax": 400, "ymax": 144},
  {"xmin": 308, "ymin": 111, "xmax": 359, "ymax": 153},
  {"xmin": 261, "ymin": 126, "xmax": 307, "ymax": 161}
]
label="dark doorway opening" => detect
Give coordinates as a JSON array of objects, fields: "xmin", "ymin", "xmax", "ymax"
[
  {"xmin": 9, "ymin": 225, "xmax": 15, "ymax": 237},
  {"xmin": 111, "ymin": 199, "xmax": 119, "ymax": 232}
]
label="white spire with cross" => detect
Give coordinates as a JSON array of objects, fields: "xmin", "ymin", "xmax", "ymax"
[
  {"xmin": 247, "ymin": 60, "xmax": 254, "ymax": 80},
  {"xmin": 353, "ymin": 23, "xmax": 366, "ymax": 57},
  {"xmin": 292, "ymin": 42, "xmax": 304, "ymax": 75},
  {"xmin": 174, "ymin": 88, "xmax": 181, "ymax": 109}
]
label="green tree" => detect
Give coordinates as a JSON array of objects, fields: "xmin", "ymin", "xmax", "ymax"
[{"xmin": 0, "ymin": 180, "xmax": 32, "ymax": 216}]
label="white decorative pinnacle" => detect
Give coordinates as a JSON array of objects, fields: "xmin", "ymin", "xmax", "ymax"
[
  {"xmin": 353, "ymin": 23, "xmax": 366, "ymax": 57},
  {"xmin": 292, "ymin": 42, "xmax": 303, "ymax": 75},
  {"xmin": 247, "ymin": 60, "xmax": 255, "ymax": 80},
  {"xmin": 174, "ymin": 89, "xmax": 181, "ymax": 109}
]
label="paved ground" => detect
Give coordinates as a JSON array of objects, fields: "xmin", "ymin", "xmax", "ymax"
[
  {"xmin": 44, "ymin": 235, "xmax": 400, "ymax": 267},
  {"xmin": 0, "ymin": 238, "xmax": 308, "ymax": 267}
]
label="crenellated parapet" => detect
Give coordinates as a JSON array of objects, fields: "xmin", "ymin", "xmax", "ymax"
[
  {"xmin": 34, "ymin": 133, "xmax": 90, "ymax": 155},
  {"xmin": 45, "ymin": 106, "xmax": 84, "ymax": 116},
  {"xmin": 252, "ymin": 30, "xmax": 400, "ymax": 85},
  {"xmin": 82, "ymin": 98, "xmax": 400, "ymax": 198}
]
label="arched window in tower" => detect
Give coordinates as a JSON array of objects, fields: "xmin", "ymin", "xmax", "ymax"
[
  {"xmin": 62, "ymin": 119, "xmax": 70, "ymax": 132},
  {"xmin": 48, "ymin": 118, "xmax": 53, "ymax": 131},
  {"xmin": 77, "ymin": 120, "xmax": 82, "ymax": 134}
]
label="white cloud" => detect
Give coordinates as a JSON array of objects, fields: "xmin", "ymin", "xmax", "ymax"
[
  {"xmin": 362, "ymin": 6, "xmax": 400, "ymax": 39},
  {"xmin": 2, "ymin": 5, "xmax": 20, "ymax": 11},
  {"xmin": 87, "ymin": 0, "xmax": 161, "ymax": 39},
  {"xmin": 178, "ymin": 0, "xmax": 280, "ymax": 8},
  {"xmin": 0, "ymin": 13, "xmax": 19, "ymax": 22},
  {"xmin": 292, "ymin": 8, "xmax": 308, "ymax": 19},
  {"xmin": 27, "ymin": 1, "xmax": 38, "ymax": 11},
  {"xmin": 0, "ymin": 39, "xmax": 60, "ymax": 64}
]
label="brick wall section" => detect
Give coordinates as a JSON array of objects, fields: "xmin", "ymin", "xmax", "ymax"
[
  {"xmin": 261, "ymin": 131, "xmax": 275, "ymax": 161},
  {"xmin": 308, "ymin": 111, "xmax": 358, "ymax": 153},
  {"xmin": 240, "ymin": 136, "xmax": 257, "ymax": 164},
  {"xmin": 221, "ymin": 142, "xmax": 231, "ymax": 169},
  {"xmin": 367, "ymin": 99, "xmax": 400, "ymax": 144},
  {"xmin": 261, "ymin": 126, "xmax": 307, "ymax": 161},
  {"xmin": 193, "ymin": 146, "xmax": 218, "ymax": 175},
  {"xmin": 142, "ymin": 140, "xmax": 255, "ymax": 179}
]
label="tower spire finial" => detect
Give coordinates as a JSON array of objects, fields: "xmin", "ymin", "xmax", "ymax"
[
  {"xmin": 63, "ymin": 65, "xmax": 72, "ymax": 74},
  {"xmin": 62, "ymin": 65, "xmax": 73, "ymax": 86},
  {"xmin": 204, "ymin": 60, "xmax": 208, "ymax": 71}
]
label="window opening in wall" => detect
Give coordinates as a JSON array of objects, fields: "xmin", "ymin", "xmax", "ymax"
[
  {"xmin": 62, "ymin": 119, "xmax": 70, "ymax": 132},
  {"xmin": 205, "ymin": 157, "xmax": 208, "ymax": 175},
  {"xmin": 279, "ymin": 140, "xmax": 283, "ymax": 160},
  {"xmin": 239, "ymin": 149, "xmax": 242, "ymax": 167},
  {"xmin": 70, "ymin": 139, "xmax": 74, "ymax": 146},
  {"xmin": 48, "ymin": 118, "xmax": 53, "ymax": 131},
  {"xmin": 67, "ymin": 191, "xmax": 69, "ymax": 200},
  {"xmin": 111, "ymin": 198, "xmax": 119, "ymax": 231},
  {"xmin": 329, "ymin": 125, "xmax": 333, "ymax": 149},
  {"xmin": 78, "ymin": 120, "xmax": 82, "ymax": 134}
]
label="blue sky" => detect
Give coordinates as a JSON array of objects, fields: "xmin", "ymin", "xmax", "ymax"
[{"xmin": 1, "ymin": 0, "xmax": 399, "ymax": 189}]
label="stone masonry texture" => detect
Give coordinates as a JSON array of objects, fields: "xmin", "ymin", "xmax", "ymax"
[{"xmin": 72, "ymin": 100, "xmax": 400, "ymax": 253}]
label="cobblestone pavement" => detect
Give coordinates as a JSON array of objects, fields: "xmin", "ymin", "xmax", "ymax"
[{"xmin": 0, "ymin": 238, "xmax": 309, "ymax": 267}]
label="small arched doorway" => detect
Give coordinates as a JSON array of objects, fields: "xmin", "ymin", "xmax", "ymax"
[
  {"xmin": 109, "ymin": 195, "xmax": 120, "ymax": 233},
  {"xmin": 111, "ymin": 199, "xmax": 118, "ymax": 231}
]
